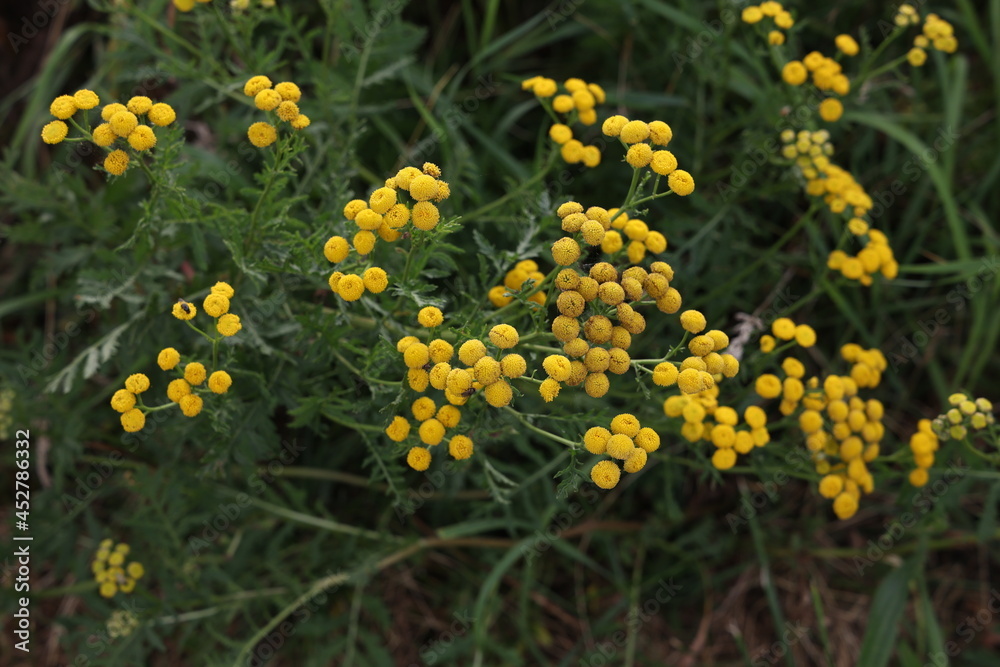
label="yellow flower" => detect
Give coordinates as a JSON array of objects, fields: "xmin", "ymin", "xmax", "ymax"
[
  {"xmin": 126, "ymin": 96, "xmax": 152, "ymax": 115},
  {"xmin": 179, "ymin": 394, "xmax": 203, "ymax": 417},
  {"xmin": 549, "ymin": 123, "xmax": 573, "ymax": 145},
  {"xmin": 907, "ymin": 47, "xmax": 927, "ymax": 67},
  {"xmin": 73, "ymin": 89, "xmax": 100, "ymax": 110},
  {"xmin": 500, "ymin": 353, "xmax": 527, "ymax": 378},
  {"xmin": 127, "ymin": 125, "xmax": 157, "ymax": 151},
  {"xmin": 819, "ymin": 98, "xmax": 843, "ymax": 122},
  {"xmin": 409, "ymin": 174, "xmax": 439, "ymax": 201},
  {"xmin": 120, "ymin": 409, "xmax": 145, "ymax": 433},
  {"xmin": 277, "ymin": 100, "xmax": 299, "ymax": 122},
  {"xmin": 652, "ymin": 362, "xmax": 678, "ymax": 386},
  {"xmin": 93, "ymin": 123, "xmax": 116, "ymax": 147},
  {"xmin": 275, "ymin": 81, "xmax": 301, "ymax": 102},
  {"xmin": 385, "ymin": 416, "xmax": 411, "ymax": 442},
  {"xmin": 110, "ymin": 389, "xmax": 136, "ymax": 413},
  {"xmin": 712, "ymin": 448, "xmax": 736, "ymax": 470},
  {"xmin": 679, "ymin": 309, "xmax": 706, "ymax": 334},
  {"xmin": 909, "ymin": 468, "xmax": 929, "ymax": 487},
  {"xmin": 290, "ymin": 114, "xmax": 311, "ymax": 130},
  {"xmin": 741, "ymin": 6, "xmax": 763, "ymax": 23},
  {"xmin": 650, "ymin": 150, "xmax": 677, "ymax": 176},
  {"xmin": 755, "ymin": 374, "xmax": 782, "ymax": 399},
  {"xmin": 101, "ymin": 103, "xmax": 127, "ymax": 122},
  {"xmin": 174, "ymin": 0, "xmax": 196, "ymax": 10},
  {"xmin": 362, "ymin": 267, "xmax": 389, "ymax": 293},
  {"xmin": 591, "ymin": 460, "xmax": 621, "ymax": 489},
  {"xmin": 489, "ymin": 324, "xmax": 519, "ymax": 349},
  {"xmin": 411, "ymin": 201, "xmax": 440, "ymax": 230},
  {"xmin": 41, "ymin": 120, "xmax": 69, "ymax": 144},
  {"xmin": 217, "ymin": 313, "xmax": 242, "ymax": 336},
  {"xmin": 244, "ymin": 75, "xmax": 273, "ymax": 97},
  {"xmin": 104, "ymin": 150, "xmax": 130, "ymax": 176},
  {"xmin": 539, "ymin": 378, "xmax": 561, "ymax": 402},
  {"xmin": 601, "ymin": 115, "xmax": 629, "ymax": 137},
  {"xmin": 483, "ymin": 379, "xmax": 513, "ymax": 407},
  {"xmin": 167, "ymin": 378, "xmax": 191, "ymax": 403},
  {"xmin": 768, "ymin": 31, "xmax": 785, "ymax": 45},
  {"xmin": 418, "ymin": 306, "xmax": 444, "ymax": 328},
  {"xmin": 794, "ymin": 324, "xmax": 816, "ymax": 347},
  {"xmin": 532, "ymin": 77, "xmax": 557, "ymax": 97},
  {"xmin": 50, "ymin": 95, "xmax": 77, "ymax": 119},
  {"xmin": 123, "ymin": 373, "xmax": 149, "ymax": 394},
  {"xmin": 109, "ymin": 111, "xmax": 139, "ymax": 137},
  {"xmin": 184, "ymin": 362, "xmax": 207, "ymax": 385},
  {"xmin": 771, "ymin": 317, "xmax": 795, "ymax": 340},
  {"xmin": 667, "ymin": 170, "xmax": 695, "ymax": 196},
  {"xmin": 551, "ymin": 237, "xmax": 581, "ymax": 266},
  {"xmin": 255, "ymin": 89, "xmax": 282, "ymax": 111},
  {"xmin": 248, "ymin": 122, "xmax": 277, "ymax": 148},
  {"xmin": 208, "ymin": 371, "xmax": 232, "ymax": 394},
  {"xmin": 407, "ymin": 446, "xmax": 431, "ymax": 471},
  {"xmin": 619, "ymin": 120, "xmax": 650, "ymax": 144},
  {"xmin": 781, "ymin": 61, "xmax": 808, "ymax": 86},
  {"xmin": 832, "ymin": 492, "xmax": 858, "ymax": 519},
  {"xmin": 449, "ymin": 435, "xmax": 474, "ymax": 460},
  {"xmin": 543, "ymin": 355, "xmax": 572, "ymax": 381},
  {"xmin": 835, "ymin": 34, "xmax": 859, "ymax": 56}
]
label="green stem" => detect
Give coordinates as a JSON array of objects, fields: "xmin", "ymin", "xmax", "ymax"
[{"xmin": 501, "ymin": 406, "xmax": 579, "ymax": 448}]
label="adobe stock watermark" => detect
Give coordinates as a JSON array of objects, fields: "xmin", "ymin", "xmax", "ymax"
[
  {"xmin": 922, "ymin": 589, "xmax": 1000, "ymax": 666},
  {"xmin": 726, "ymin": 448, "xmax": 813, "ymax": 532},
  {"xmin": 244, "ymin": 574, "xmax": 337, "ymax": 667},
  {"xmin": 853, "ymin": 462, "xmax": 967, "ymax": 575},
  {"xmin": 7, "ymin": 0, "xmax": 71, "ymax": 54},
  {"xmin": 750, "ymin": 621, "xmax": 810, "ymax": 667},
  {"xmin": 867, "ymin": 126, "xmax": 960, "ymax": 221},
  {"xmin": 545, "ymin": 0, "xmax": 586, "ymax": 29},
  {"xmin": 578, "ymin": 578, "xmax": 683, "ymax": 666},
  {"xmin": 517, "ymin": 483, "xmax": 603, "ymax": 562},
  {"xmin": 887, "ymin": 255, "xmax": 999, "ymax": 372}
]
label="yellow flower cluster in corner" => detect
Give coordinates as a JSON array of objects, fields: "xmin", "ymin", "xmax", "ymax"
[
  {"xmin": 42, "ymin": 90, "xmax": 176, "ymax": 176},
  {"xmin": 387, "ymin": 314, "xmax": 523, "ymax": 470},
  {"xmin": 601, "ymin": 116, "xmax": 695, "ymax": 196},
  {"xmin": 327, "ymin": 163, "xmax": 450, "ymax": 302},
  {"xmin": 758, "ymin": 320, "xmax": 887, "ymax": 519},
  {"xmin": 741, "ymin": 2, "xmax": 795, "ymax": 45},
  {"xmin": 92, "ymin": 539, "xmax": 144, "ymax": 599},
  {"xmin": 243, "ymin": 75, "xmax": 310, "ymax": 147},
  {"xmin": 488, "ymin": 259, "xmax": 547, "ymax": 308},
  {"xmin": 585, "ymin": 413, "xmax": 659, "ymax": 489},
  {"xmin": 523, "ymin": 76, "xmax": 605, "ymax": 167},
  {"xmin": 907, "ymin": 393, "xmax": 995, "ymax": 487},
  {"xmin": 110, "ymin": 282, "xmax": 237, "ymax": 432},
  {"xmin": 895, "ymin": 5, "xmax": 957, "ymax": 66}
]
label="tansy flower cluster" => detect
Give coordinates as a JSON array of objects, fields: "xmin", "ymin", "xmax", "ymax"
[
  {"xmin": 107, "ymin": 610, "xmax": 140, "ymax": 639},
  {"xmin": 907, "ymin": 393, "xmax": 996, "ymax": 487},
  {"xmin": 585, "ymin": 414, "xmax": 660, "ymax": 489},
  {"xmin": 779, "ymin": 50, "xmax": 850, "ymax": 122},
  {"xmin": 42, "ymin": 90, "xmax": 176, "ymax": 176},
  {"xmin": 243, "ymin": 75, "xmax": 310, "ymax": 147},
  {"xmin": 740, "ymin": 2, "xmax": 795, "ymax": 45},
  {"xmin": 111, "ymin": 283, "xmax": 237, "ymax": 432},
  {"xmin": 903, "ymin": 8, "xmax": 958, "ymax": 66},
  {"xmin": 555, "ymin": 200, "xmax": 669, "ymax": 266},
  {"xmin": 758, "ymin": 326, "xmax": 888, "ymax": 519},
  {"xmin": 488, "ymin": 259, "xmax": 547, "ymax": 308},
  {"xmin": 327, "ymin": 163, "xmax": 450, "ymax": 302},
  {"xmin": 664, "ymin": 392, "xmax": 770, "ymax": 470},
  {"xmin": 522, "ymin": 76, "xmax": 605, "ymax": 168},
  {"xmin": 655, "ymin": 309, "xmax": 741, "ymax": 395},
  {"xmin": 92, "ymin": 540, "xmax": 144, "ymax": 599},
  {"xmin": 600, "ymin": 116, "xmax": 695, "ymax": 197}
]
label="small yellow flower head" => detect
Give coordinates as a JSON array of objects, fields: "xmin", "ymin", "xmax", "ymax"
[
  {"xmin": 551, "ymin": 237, "xmax": 581, "ymax": 266},
  {"xmin": 290, "ymin": 114, "xmax": 311, "ymax": 130},
  {"xmin": 127, "ymin": 125, "xmax": 157, "ymax": 151},
  {"xmin": 794, "ymin": 324, "xmax": 817, "ymax": 347},
  {"xmin": 539, "ymin": 378, "xmax": 561, "ymax": 402},
  {"xmin": 652, "ymin": 362, "xmax": 679, "ymax": 387},
  {"xmin": 650, "ymin": 150, "xmax": 677, "ymax": 176},
  {"xmin": 712, "ymin": 448, "xmax": 736, "ymax": 470},
  {"xmin": 41, "ymin": 120, "xmax": 69, "ymax": 145},
  {"xmin": 123, "ymin": 373, "xmax": 149, "ymax": 394},
  {"xmin": 412, "ymin": 397, "xmax": 437, "ymax": 422},
  {"xmin": 549, "ymin": 123, "xmax": 573, "ymax": 144},
  {"xmin": 147, "ymin": 102, "xmax": 177, "ymax": 127},
  {"xmin": 120, "ymin": 409, "xmax": 145, "ymax": 433},
  {"xmin": 101, "ymin": 103, "xmax": 127, "ymax": 122},
  {"xmin": 625, "ymin": 143, "xmax": 653, "ymax": 168},
  {"xmin": 542, "ymin": 355, "xmax": 572, "ymax": 381},
  {"xmin": 483, "ymin": 379, "xmax": 513, "ymax": 407},
  {"xmin": 323, "ymin": 236, "xmax": 350, "ymax": 264},
  {"xmin": 184, "ymin": 362, "xmax": 207, "ymax": 386},
  {"xmin": 768, "ymin": 30, "xmax": 785, "ymax": 45},
  {"xmin": 274, "ymin": 81, "xmax": 302, "ymax": 102},
  {"xmin": 217, "ymin": 313, "xmax": 242, "ymax": 336},
  {"xmin": 457, "ymin": 340, "xmax": 487, "ymax": 366},
  {"xmin": 421, "ymin": 162, "xmax": 442, "ymax": 178},
  {"xmin": 591, "ymin": 460, "xmax": 621, "ymax": 489},
  {"xmin": 679, "ymin": 310, "xmax": 706, "ymax": 334},
  {"xmin": 819, "ymin": 98, "xmax": 844, "ymax": 122},
  {"xmin": 104, "ymin": 150, "xmax": 130, "ymax": 176},
  {"xmin": 771, "ymin": 317, "xmax": 795, "ymax": 340},
  {"xmin": 489, "ymin": 324, "xmax": 519, "ymax": 349},
  {"xmin": 109, "ymin": 111, "xmax": 139, "ymax": 137},
  {"xmin": 50, "ymin": 95, "xmax": 78, "ymax": 119},
  {"xmin": 203, "ymin": 293, "xmax": 230, "ymax": 318},
  {"xmin": 179, "ymin": 394, "xmax": 203, "ymax": 417},
  {"xmin": 667, "ymin": 170, "xmax": 695, "ymax": 196},
  {"xmin": 277, "ymin": 100, "xmax": 299, "ymax": 122},
  {"xmin": 407, "ymin": 446, "xmax": 431, "ymax": 471},
  {"xmin": 419, "ymin": 418, "xmax": 446, "ymax": 445},
  {"xmin": 368, "ymin": 187, "xmax": 397, "ymax": 215},
  {"xmin": 623, "ymin": 448, "xmax": 647, "ymax": 473},
  {"xmin": 411, "ymin": 201, "xmax": 440, "ymax": 230},
  {"xmin": 449, "ymin": 434, "xmax": 474, "ymax": 460},
  {"xmin": 531, "ymin": 77, "xmax": 558, "ymax": 97},
  {"xmin": 741, "ymin": 6, "xmax": 763, "ymax": 23},
  {"xmin": 337, "ymin": 274, "xmax": 365, "ymax": 301},
  {"xmin": 92, "ymin": 123, "xmax": 116, "ymax": 147},
  {"xmin": 676, "ymin": 368, "xmax": 711, "ymax": 394},
  {"xmin": 386, "ymin": 416, "xmax": 411, "ymax": 442},
  {"xmin": 384, "ymin": 203, "xmax": 411, "ymax": 228},
  {"xmin": 836, "ymin": 34, "xmax": 860, "ymax": 56},
  {"xmin": 248, "ymin": 122, "xmax": 277, "ymax": 148},
  {"xmin": 756, "ymin": 374, "xmax": 782, "ymax": 399},
  {"xmin": 124, "ymin": 96, "xmax": 152, "ymax": 115},
  {"xmin": 782, "ymin": 61, "xmax": 808, "ymax": 86},
  {"xmin": 73, "ymin": 89, "xmax": 100, "ymax": 110},
  {"xmin": 255, "ymin": 89, "xmax": 282, "ymax": 111},
  {"xmin": 832, "ymin": 492, "xmax": 858, "ymax": 519},
  {"xmin": 606, "ymin": 433, "xmax": 635, "ymax": 460},
  {"xmin": 619, "ymin": 120, "xmax": 650, "ymax": 144},
  {"xmin": 907, "ymin": 47, "xmax": 927, "ymax": 67},
  {"xmin": 775, "ymin": 10, "xmax": 794, "ymax": 29},
  {"xmin": 167, "ymin": 378, "xmax": 191, "ymax": 403},
  {"xmin": 610, "ymin": 413, "xmax": 641, "ymax": 438},
  {"xmin": 409, "ymin": 174, "xmax": 439, "ymax": 201},
  {"xmin": 110, "ymin": 389, "xmax": 136, "ymax": 413},
  {"xmin": 208, "ymin": 370, "xmax": 232, "ymax": 394},
  {"xmin": 343, "ymin": 199, "xmax": 367, "ymax": 220},
  {"xmin": 244, "ymin": 75, "xmax": 273, "ymax": 97},
  {"xmin": 645, "ymin": 120, "xmax": 672, "ymax": 146},
  {"xmin": 601, "ymin": 115, "xmax": 629, "ymax": 137},
  {"xmin": 362, "ymin": 267, "xmax": 389, "ymax": 294},
  {"xmin": 418, "ymin": 306, "xmax": 444, "ymax": 328}
]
